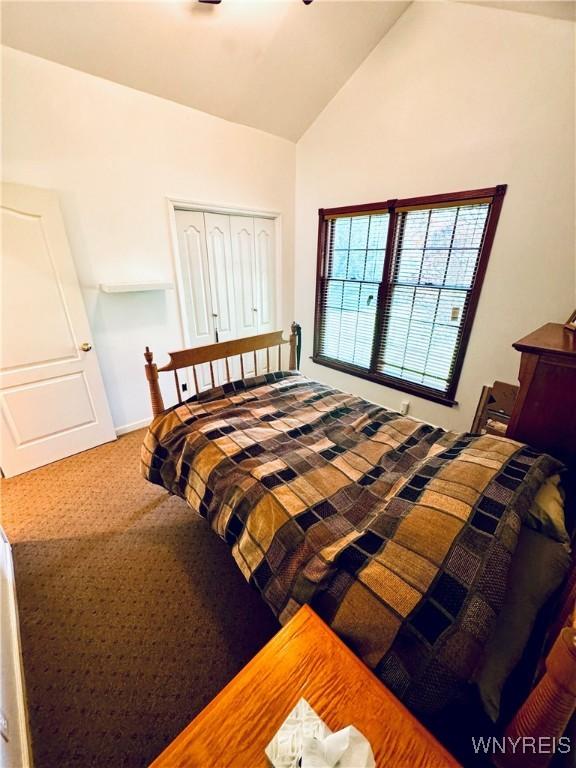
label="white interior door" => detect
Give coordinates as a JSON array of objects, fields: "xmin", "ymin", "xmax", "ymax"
[
  {"xmin": 0, "ymin": 183, "xmax": 116, "ymax": 478},
  {"xmin": 175, "ymin": 209, "xmax": 215, "ymax": 392}
]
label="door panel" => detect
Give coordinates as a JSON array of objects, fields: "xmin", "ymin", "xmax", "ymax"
[
  {"xmin": 187, "ymin": 222, "xmax": 211, "ymax": 340},
  {"xmin": 256, "ymin": 228, "xmax": 271, "ymax": 328},
  {"xmin": 230, "ymin": 217, "xmax": 258, "ymax": 376},
  {"xmin": 175, "ymin": 210, "xmax": 214, "ymax": 392},
  {"xmin": 2, "ymin": 373, "xmax": 95, "ymax": 445},
  {"xmin": 204, "ymin": 214, "xmax": 237, "ymax": 384},
  {"xmin": 2, "ymin": 208, "xmax": 77, "ymax": 369},
  {"xmin": 230, "ymin": 217, "xmax": 257, "ymax": 338},
  {"xmin": 176, "ymin": 211, "xmax": 212, "ymax": 342},
  {"xmin": 205, "ymin": 214, "xmax": 235, "ymax": 340},
  {"xmin": 0, "ymin": 183, "xmax": 116, "ymax": 477},
  {"xmin": 253, "ymin": 218, "xmax": 276, "ymax": 371}
]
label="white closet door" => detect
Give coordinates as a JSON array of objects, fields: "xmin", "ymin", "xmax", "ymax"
[
  {"xmin": 176, "ymin": 211, "xmax": 278, "ymax": 387},
  {"xmin": 253, "ymin": 217, "xmax": 276, "ymax": 372},
  {"xmin": 253, "ymin": 218, "xmax": 276, "ymax": 335},
  {"xmin": 175, "ymin": 209, "xmax": 214, "ymax": 392},
  {"xmin": 230, "ymin": 216, "xmax": 257, "ymax": 376},
  {"xmin": 204, "ymin": 213, "xmax": 236, "ymax": 384},
  {"xmin": 230, "ymin": 217, "xmax": 258, "ymax": 338},
  {"xmin": 204, "ymin": 214, "xmax": 235, "ymax": 344}
]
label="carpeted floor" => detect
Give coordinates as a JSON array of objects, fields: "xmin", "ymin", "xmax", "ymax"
[{"xmin": 1, "ymin": 430, "xmax": 279, "ymax": 768}]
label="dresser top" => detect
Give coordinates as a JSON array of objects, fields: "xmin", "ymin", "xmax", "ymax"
[
  {"xmin": 151, "ymin": 605, "xmax": 460, "ymax": 768},
  {"xmin": 513, "ymin": 322, "xmax": 576, "ymax": 358}
]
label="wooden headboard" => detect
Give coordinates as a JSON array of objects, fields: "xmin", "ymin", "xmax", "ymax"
[{"xmin": 144, "ymin": 323, "xmax": 302, "ymax": 418}]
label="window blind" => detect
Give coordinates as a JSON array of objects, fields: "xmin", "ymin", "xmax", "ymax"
[
  {"xmin": 317, "ymin": 213, "xmax": 389, "ymax": 368},
  {"xmin": 376, "ymin": 203, "xmax": 490, "ymax": 393}
]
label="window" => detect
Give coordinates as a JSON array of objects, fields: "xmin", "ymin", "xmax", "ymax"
[{"xmin": 313, "ymin": 186, "xmax": 507, "ymax": 405}]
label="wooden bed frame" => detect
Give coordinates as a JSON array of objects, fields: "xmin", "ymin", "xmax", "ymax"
[
  {"xmin": 144, "ymin": 320, "xmax": 575, "ymax": 765},
  {"xmin": 144, "ymin": 323, "xmax": 301, "ymax": 418}
]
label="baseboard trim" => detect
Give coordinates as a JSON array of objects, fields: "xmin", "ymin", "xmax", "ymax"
[{"xmin": 115, "ymin": 418, "xmax": 150, "ymax": 437}]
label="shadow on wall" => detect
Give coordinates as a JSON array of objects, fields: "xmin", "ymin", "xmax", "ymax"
[
  {"xmin": 81, "ymin": 287, "xmax": 181, "ymax": 428},
  {"xmin": 88, "ymin": 288, "xmax": 172, "ymax": 335}
]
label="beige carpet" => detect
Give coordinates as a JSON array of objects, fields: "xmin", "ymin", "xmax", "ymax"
[{"xmin": 1, "ymin": 430, "xmax": 279, "ymax": 767}]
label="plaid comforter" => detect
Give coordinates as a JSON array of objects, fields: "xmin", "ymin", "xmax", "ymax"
[{"xmin": 142, "ymin": 372, "xmax": 560, "ymax": 714}]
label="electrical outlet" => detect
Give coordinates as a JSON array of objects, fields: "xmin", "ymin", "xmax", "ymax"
[
  {"xmin": 400, "ymin": 400, "xmax": 410, "ymax": 416},
  {"xmin": 0, "ymin": 710, "xmax": 9, "ymax": 742}
]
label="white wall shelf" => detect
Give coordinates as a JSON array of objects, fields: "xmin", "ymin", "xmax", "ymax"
[{"xmin": 99, "ymin": 282, "xmax": 173, "ymax": 294}]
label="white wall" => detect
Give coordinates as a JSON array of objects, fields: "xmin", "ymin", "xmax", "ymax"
[
  {"xmin": 2, "ymin": 46, "xmax": 296, "ymax": 432},
  {"xmin": 295, "ymin": 1, "xmax": 575, "ymax": 431}
]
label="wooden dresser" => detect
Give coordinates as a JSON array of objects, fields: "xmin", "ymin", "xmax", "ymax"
[
  {"xmin": 150, "ymin": 606, "xmax": 459, "ymax": 768},
  {"xmin": 506, "ymin": 322, "xmax": 576, "ymax": 470},
  {"xmin": 506, "ymin": 322, "xmax": 576, "ymax": 530}
]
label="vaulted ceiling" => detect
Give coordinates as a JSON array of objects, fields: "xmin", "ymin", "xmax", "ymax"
[
  {"xmin": 0, "ymin": 1, "xmax": 410, "ymax": 141},
  {"xmin": 2, "ymin": 1, "xmax": 574, "ymax": 142}
]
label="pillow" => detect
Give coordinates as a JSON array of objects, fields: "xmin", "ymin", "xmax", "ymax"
[
  {"xmin": 474, "ymin": 527, "xmax": 571, "ymax": 722},
  {"xmin": 524, "ymin": 474, "xmax": 570, "ymax": 544}
]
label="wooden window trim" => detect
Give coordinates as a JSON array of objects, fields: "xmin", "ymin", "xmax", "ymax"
[{"xmin": 312, "ymin": 185, "xmax": 507, "ymax": 407}]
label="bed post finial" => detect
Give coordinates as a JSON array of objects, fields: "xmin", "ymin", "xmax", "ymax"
[
  {"xmin": 289, "ymin": 321, "xmax": 301, "ymax": 371},
  {"xmin": 144, "ymin": 346, "xmax": 165, "ymax": 418}
]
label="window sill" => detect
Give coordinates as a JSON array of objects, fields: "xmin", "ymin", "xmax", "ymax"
[{"xmin": 311, "ymin": 355, "xmax": 458, "ymax": 408}]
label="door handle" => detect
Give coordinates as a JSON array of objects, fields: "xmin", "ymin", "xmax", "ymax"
[{"xmin": 80, "ymin": 342, "xmax": 92, "ymax": 352}]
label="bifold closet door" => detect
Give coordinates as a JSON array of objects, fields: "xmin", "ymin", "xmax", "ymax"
[
  {"xmin": 253, "ymin": 218, "xmax": 276, "ymax": 336},
  {"xmin": 204, "ymin": 214, "xmax": 236, "ymax": 345},
  {"xmin": 175, "ymin": 209, "xmax": 214, "ymax": 391},
  {"xmin": 230, "ymin": 216, "xmax": 277, "ymax": 375},
  {"xmin": 176, "ymin": 210, "xmax": 277, "ymax": 388},
  {"xmin": 230, "ymin": 216, "xmax": 258, "ymax": 376},
  {"xmin": 253, "ymin": 217, "xmax": 276, "ymax": 371},
  {"xmin": 230, "ymin": 217, "xmax": 258, "ymax": 337},
  {"xmin": 204, "ymin": 213, "xmax": 237, "ymax": 382}
]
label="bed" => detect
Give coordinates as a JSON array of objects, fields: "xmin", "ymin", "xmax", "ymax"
[{"xmin": 141, "ymin": 323, "xmax": 575, "ymax": 763}]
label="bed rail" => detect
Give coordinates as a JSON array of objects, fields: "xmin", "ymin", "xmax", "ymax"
[{"xmin": 144, "ymin": 322, "xmax": 301, "ymax": 418}]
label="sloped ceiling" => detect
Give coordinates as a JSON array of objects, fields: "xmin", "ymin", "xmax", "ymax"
[
  {"xmin": 1, "ymin": 0, "xmax": 410, "ymax": 141},
  {"xmin": 2, "ymin": 1, "xmax": 573, "ymax": 142},
  {"xmin": 463, "ymin": 1, "xmax": 575, "ymax": 20}
]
